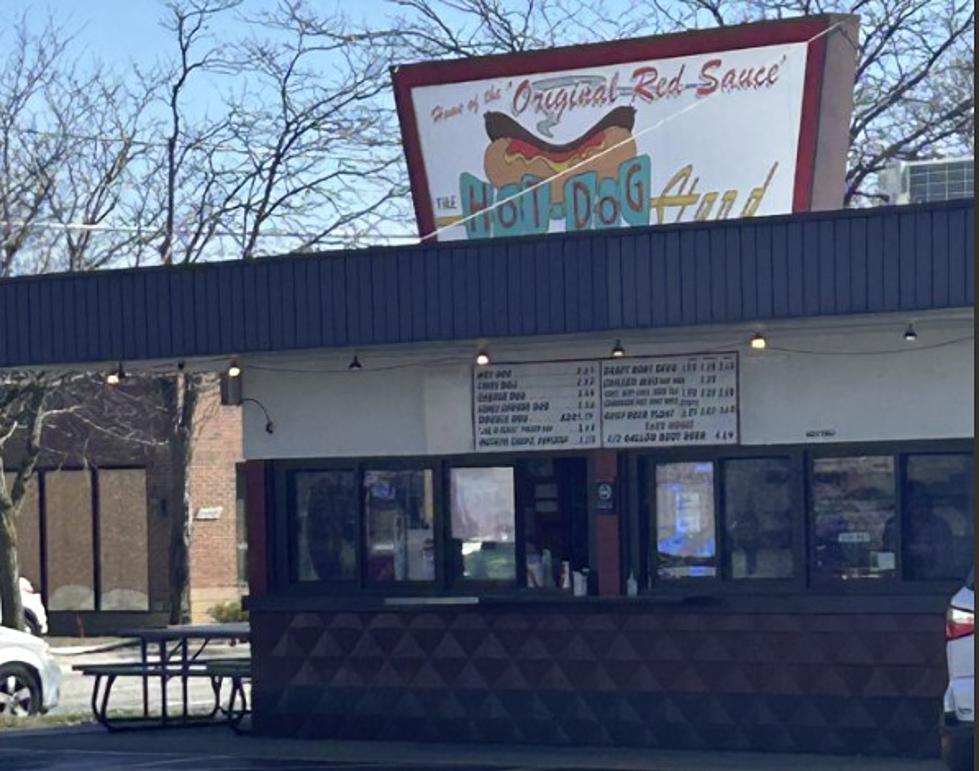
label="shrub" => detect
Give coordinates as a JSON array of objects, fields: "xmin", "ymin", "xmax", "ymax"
[{"xmin": 207, "ymin": 600, "xmax": 248, "ymax": 624}]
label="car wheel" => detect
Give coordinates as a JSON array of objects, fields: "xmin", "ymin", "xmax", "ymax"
[
  {"xmin": 0, "ymin": 664, "xmax": 41, "ymax": 717},
  {"xmin": 23, "ymin": 612, "xmax": 41, "ymax": 637}
]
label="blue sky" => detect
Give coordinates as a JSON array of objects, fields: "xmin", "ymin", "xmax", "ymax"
[{"xmin": 2, "ymin": 0, "xmax": 389, "ymax": 72}]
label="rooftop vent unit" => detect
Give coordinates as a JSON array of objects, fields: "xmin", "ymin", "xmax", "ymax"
[{"xmin": 879, "ymin": 157, "xmax": 974, "ymax": 205}]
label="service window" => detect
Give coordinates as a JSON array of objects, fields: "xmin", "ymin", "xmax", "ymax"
[
  {"xmin": 653, "ymin": 462, "xmax": 717, "ymax": 579},
  {"xmin": 811, "ymin": 456, "xmax": 897, "ymax": 580},
  {"xmin": 449, "ymin": 467, "xmax": 516, "ymax": 582},
  {"xmin": 903, "ymin": 454, "xmax": 974, "ymax": 581},
  {"xmin": 364, "ymin": 470, "xmax": 435, "ymax": 583},
  {"xmin": 723, "ymin": 458, "xmax": 795, "ymax": 580},
  {"xmin": 291, "ymin": 470, "xmax": 359, "ymax": 582}
]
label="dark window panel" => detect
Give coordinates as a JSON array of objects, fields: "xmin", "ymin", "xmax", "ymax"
[{"xmin": 903, "ymin": 454, "xmax": 974, "ymax": 581}]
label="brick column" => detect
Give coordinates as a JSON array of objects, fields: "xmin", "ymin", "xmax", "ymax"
[
  {"xmin": 244, "ymin": 460, "xmax": 269, "ymax": 598},
  {"xmin": 591, "ymin": 450, "xmax": 621, "ymax": 596}
]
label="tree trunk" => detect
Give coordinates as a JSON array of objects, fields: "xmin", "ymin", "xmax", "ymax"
[
  {"xmin": 0, "ymin": 381, "xmax": 46, "ymax": 630},
  {"xmin": 165, "ymin": 372, "xmax": 199, "ymax": 625},
  {"xmin": 0, "ymin": 499, "xmax": 23, "ymax": 630}
]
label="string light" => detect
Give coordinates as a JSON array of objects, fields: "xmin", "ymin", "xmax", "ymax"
[
  {"xmin": 611, "ymin": 340, "xmax": 625, "ymax": 358},
  {"xmin": 904, "ymin": 323, "xmax": 918, "ymax": 342},
  {"xmin": 750, "ymin": 333, "xmax": 767, "ymax": 350}
]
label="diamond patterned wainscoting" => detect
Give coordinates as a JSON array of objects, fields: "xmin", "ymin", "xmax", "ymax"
[{"xmin": 251, "ymin": 607, "xmax": 945, "ymax": 758}]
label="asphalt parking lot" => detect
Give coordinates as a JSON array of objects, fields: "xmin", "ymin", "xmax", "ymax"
[{"xmin": 0, "ymin": 725, "xmax": 950, "ymax": 771}]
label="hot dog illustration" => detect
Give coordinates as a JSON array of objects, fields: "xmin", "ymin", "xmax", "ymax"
[{"xmin": 483, "ymin": 106, "xmax": 637, "ymax": 205}]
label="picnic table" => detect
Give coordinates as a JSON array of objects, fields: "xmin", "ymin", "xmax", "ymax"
[{"xmin": 74, "ymin": 622, "xmax": 250, "ymax": 730}]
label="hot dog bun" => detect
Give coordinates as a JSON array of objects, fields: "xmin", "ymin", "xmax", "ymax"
[{"xmin": 482, "ymin": 107, "xmax": 637, "ymax": 205}]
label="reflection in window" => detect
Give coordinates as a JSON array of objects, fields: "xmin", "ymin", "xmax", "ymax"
[
  {"xmin": 812, "ymin": 456, "xmax": 896, "ymax": 580},
  {"xmin": 365, "ymin": 470, "xmax": 435, "ymax": 582},
  {"xmin": 654, "ymin": 462, "xmax": 716, "ymax": 579},
  {"xmin": 293, "ymin": 471, "xmax": 358, "ymax": 582},
  {"xmin": 723, "ymin": 459, "xmax": 794, "ymax": 579},
  {"xmin": 450, "ymin": 467, "xmax": 516, "ymax": 581},
  {"xmin": 904, "ymin": 454, "xmax": 974, "ymax": 581}
]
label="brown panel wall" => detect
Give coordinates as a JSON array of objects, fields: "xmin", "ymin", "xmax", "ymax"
[
  {"xmin": 45, "ymin": 470, "xmax": 94, "ymax": 611},
  {"xmin": 98, "ymin": 469, "xmax": 149, "ymax": 610}
]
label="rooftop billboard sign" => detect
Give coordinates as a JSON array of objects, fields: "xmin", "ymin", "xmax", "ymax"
[{"xmin": 392, "ymin": 15, "xmax": 857, "ymax": 242}]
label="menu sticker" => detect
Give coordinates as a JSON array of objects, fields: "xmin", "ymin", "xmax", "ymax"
[
  {"xmin": 601, "ymin": 353, "xmax": 738, "ymax": 447},
  {"xmin": 473, "ymin": 361, "xmax": 600, "ymax": 451}
]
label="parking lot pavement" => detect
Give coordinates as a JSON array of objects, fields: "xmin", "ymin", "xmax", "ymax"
[{"xmin": 0, "ymin": 725, "xmax": 950, "ymax": 771}]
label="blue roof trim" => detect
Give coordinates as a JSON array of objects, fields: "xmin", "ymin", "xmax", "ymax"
[{"xmin": 0, "ymin": 199, "xmax": 973, "ymax": 367}]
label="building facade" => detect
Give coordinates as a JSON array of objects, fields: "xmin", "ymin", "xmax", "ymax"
[
  {"xmin": 0, "ymin": 198, "xmax": 973, "ymax": 756},
  {"xmin": 2, "ymin": 381, "xmax": 244, "ymax": 634}
]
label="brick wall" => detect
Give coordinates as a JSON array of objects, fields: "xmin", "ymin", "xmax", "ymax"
[{"xmin": 188, "ymin": 384, "xmax": 244, "ymax": 621}]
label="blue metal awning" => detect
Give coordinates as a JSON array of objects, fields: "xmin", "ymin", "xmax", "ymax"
[{"xmin": 0, "ymin": 198, "xmax": 972, "ymax": 368}]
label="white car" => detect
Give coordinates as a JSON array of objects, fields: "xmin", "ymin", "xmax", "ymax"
[
  {"xmin": 941, "ymin": 568, "xmax": 974, "ymax": 771},
  {"xmin": 0, "ymin": 577, "xmax": 48, "ymax": 636},
  {"xmin": 0, "ymin": 625, "xmax": 61, "ymax": 716}
]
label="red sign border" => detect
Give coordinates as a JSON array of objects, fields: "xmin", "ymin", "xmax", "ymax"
[{"xmin": 392, "ymin": 16, "xmax": 834, "ymax": 240}]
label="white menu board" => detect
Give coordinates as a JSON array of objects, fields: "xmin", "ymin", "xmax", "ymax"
[
  {"xmin": 473, "ymin": 361, "xmax": 600, "ymax": 451},
  {"xmin": 601, "ymin": 353, "xmax": 738, "ymax": 447}
]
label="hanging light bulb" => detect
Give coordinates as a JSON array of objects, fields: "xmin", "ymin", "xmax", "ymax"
[
  {"xmin": 611, "ymin": 340, "xmax": 625, "ymax": 358},
  {"xmin": 903, "ymin": 323, "xmax": 917, "ymax": 342},
  {"xmin": 227, "ymin": 360, "xmax": 242, "ymax": 378},
  {"xmin": 348, "ymin": 355, "xmax": 362, "ymax": 370},
  {"xmin": 106, "ymin": 362, "xmax": 126, "ymax": 385},
  {"xmin": 475, "ymin": 350, "xmax": 491, "ymax": 366},
  {"xmin": 750, "ymin": 333, "xmax": 767, "ymax": 350}
]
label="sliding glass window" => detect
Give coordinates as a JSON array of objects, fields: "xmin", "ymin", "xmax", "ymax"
[
  {"xmin": 723, "ymin": 458, "xmax": 795, "ymax": 580},
  {"xmin": 364, "ymin": 470, "xmax": 435, "ymax": 583},
  {"xmin": 291, "ymin": 470, "xmax": 359, "ymax": 582},
  {"xmin": 903, "ymin": 454, "xmax": 973, "ymax": 581},
  {"xmin": 811, "ymin": 456, "xmax": 897, "ymax": 580},
  {"xmin": 653, "ymin": 462, "xmax": 716, "ymax": 580},
  {"xmin": 449, "ymin": 467, "xmax": 516, "ymax": 582}
]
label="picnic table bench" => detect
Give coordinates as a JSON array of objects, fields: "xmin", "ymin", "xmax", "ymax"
[{"xmin": 73, "ymin": 623, "xmax": 250, "ymax": 731}]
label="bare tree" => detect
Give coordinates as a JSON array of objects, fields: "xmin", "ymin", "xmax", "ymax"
[
  {"xmin": 383, "ymin": 0, "xmax": 974, "ymax": 205},
  {"xmin": 149, "ymin": 0, "xmax": 408, "ymax": 621},
  {"xmin": 0, "ymin": 14, "xmax": 164, "ymax": 630}
]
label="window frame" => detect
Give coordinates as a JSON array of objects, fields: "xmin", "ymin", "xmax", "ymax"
[{"xmin": 270, "ymin": 439, "xmax": 972, "ymax": 600}]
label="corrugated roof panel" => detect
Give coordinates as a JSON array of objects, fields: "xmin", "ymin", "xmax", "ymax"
[{"xmin": 0, "ymin": 199, "xmax": 972, "ymax": 368}]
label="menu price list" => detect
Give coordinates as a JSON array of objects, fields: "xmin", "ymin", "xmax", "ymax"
[
  {"xmin": 601, "ymin": 353, "xmax": 738, "ymax": 447},
  {"xmin": 474, "ymin": 361, "xmax": 600, "ymax": 451}
]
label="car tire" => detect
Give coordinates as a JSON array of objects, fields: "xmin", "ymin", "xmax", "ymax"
[
  {"xmin": 23, "ymin": 611, "xmax": 41, "ymax": 637},
  {"xmin": 0, "ymin": 663, "xmax": 41, "ymax": 717}
]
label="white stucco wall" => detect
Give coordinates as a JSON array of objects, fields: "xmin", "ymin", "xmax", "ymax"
[{"xmin": 241, "ymin": 310, "xmax": 973, "ymax": 459}]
